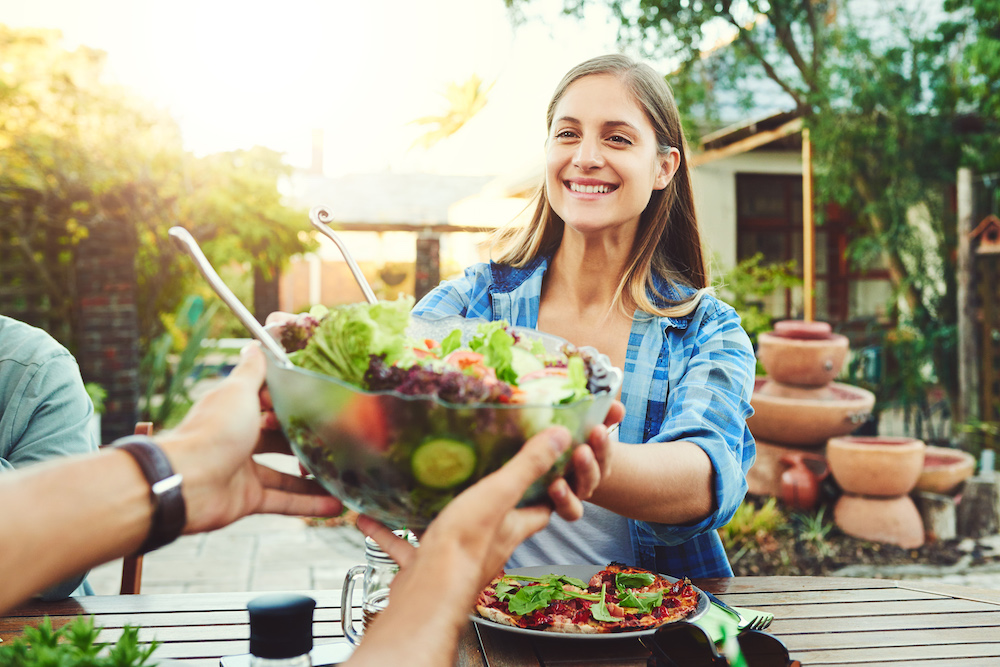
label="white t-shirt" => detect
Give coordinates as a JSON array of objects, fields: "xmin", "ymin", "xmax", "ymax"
[{"xmin": 508, "ymin": 502, "xmax": 633, "ymax": 567}]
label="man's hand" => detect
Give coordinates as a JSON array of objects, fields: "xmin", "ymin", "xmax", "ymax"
[{"xmin": 160, "ymin": 343, "xmax": 341, "ymax": 534}]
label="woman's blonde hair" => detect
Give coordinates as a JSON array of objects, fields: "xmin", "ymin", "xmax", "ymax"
[{"xmin": 492, "ymin": 54, "xmax": 710, "ymax": 318}]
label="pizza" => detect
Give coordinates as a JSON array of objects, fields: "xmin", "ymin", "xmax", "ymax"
[{"xmin": 475, "ymin": 562, "xmax": 700, "ymax": 634}]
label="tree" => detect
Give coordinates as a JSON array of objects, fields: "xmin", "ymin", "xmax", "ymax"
[
  {"xmin": 410, "ymin": 74, "xmax": 494, "ymax": 149},
  {"xmin": 507, "ymin": 0, "xmax": 1000, "ymax": 434},
  {"xmin": 0, "ymin": 25, "xmax": 313, "ymax": 348}
]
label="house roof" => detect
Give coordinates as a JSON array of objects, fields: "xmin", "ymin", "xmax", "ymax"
[
  {"xmin": 284, "ymin": 171, "xmax": 493, "ymax": 225},
  {"xmin": 699, "ymin": 109, "xmax": 802, "ymax": 151},
  {"xmin": 690, "ymin": 109, "xmax": 804, "ymax": 167}
]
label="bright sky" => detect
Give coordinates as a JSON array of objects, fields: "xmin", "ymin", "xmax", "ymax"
[{"xmin": 0, "ymin": 0, "xmax": 645, "ymax": 177}]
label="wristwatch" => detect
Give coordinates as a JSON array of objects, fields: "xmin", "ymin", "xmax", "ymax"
[{"xmin": 112, "ymin": 435, "xmax": 188, "ymax": 554}]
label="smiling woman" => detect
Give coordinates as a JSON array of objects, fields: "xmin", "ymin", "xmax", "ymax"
[{"xmin": 413, "ymin": 54, "xmax": 757, "ymax": 581}]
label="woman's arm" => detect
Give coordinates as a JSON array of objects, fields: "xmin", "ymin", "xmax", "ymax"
[
  {"xmin": 589, "ymin": 306, "xmax": 756, "ymax": 527},
  {"xmin": 588, "ymin": 440, "xmax": 715, "ymax": 524}
]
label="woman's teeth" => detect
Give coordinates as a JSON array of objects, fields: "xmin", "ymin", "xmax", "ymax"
[{"xmin": 569, "ymin": 182, "xmax": 612, "ymax": 194}]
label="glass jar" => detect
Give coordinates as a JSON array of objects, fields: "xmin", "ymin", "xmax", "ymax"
[{"xmin": 341, "ymin": 529, "xmax": 417, "ymax": 645}]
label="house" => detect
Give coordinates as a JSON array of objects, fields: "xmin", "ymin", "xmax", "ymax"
[{"xmin": 280, "ymin": 159, "xmax": 497, "ymax": 311}]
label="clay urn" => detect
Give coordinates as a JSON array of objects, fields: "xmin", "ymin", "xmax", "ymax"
[
  {"xmin": 747, "ymin": 439, "xmax": 828, "ymax": 498},
  {"xmin": 748, "ymin": 379, "xmax": 876, "ymax": 448},
  {"xmin": 915, "ymin": 445, "xmax": 977, "ymax": 495},
  {"xmin": 779, "ymin": 452, "xmax": 830, "ymax": 511},
  {"xmin": 827, "ymin": 436, "xmax": 926, "ymax": 497},
  {"xmin": 757, "ymin": 326, "xmax": 849, "ymax": 387},
  {"xmin": 834, "ymin": 493, "xmax": 925, "ymax": 549}
]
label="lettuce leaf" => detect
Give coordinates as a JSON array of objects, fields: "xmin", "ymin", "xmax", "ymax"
[
  {"xmin": 590, "ymin": 584, "xmax": 617, "ymax": 622},
  {"xmin": 469, "ymin": 321, "xmax": 517, "ymax": 384},
  {"xmin": 294, "ymin": 295, "xmax": 415, "ymax": 386}
]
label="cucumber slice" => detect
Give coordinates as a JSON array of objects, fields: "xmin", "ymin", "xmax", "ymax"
[
  {"xmin": 411, "ymin": 438, "xmax": 478, "ymax": 489},
  {"xmin": 517, "ymin": 375, "xmax": 575, "ymax": 405},
  {"xmin": 510, "ymin": 345, "xmax": 545, "ymax": 378}
]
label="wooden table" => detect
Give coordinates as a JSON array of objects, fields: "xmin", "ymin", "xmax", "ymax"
[{"xmin": 3, "ymin": 577, "xmax": 1000, "ymax": 666}]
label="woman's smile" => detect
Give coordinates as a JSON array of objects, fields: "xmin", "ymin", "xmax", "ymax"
[{"xmin": 565, "ymin": 178, "xmax": 619, "ymax": 196}]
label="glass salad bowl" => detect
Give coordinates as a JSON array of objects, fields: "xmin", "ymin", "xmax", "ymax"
[{"xmin": 263, "ymin": 315, "xmax": 623, "ymax": 529}]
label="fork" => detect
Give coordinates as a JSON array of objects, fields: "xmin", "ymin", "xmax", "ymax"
[
  {"xmin": 730, "ymin": 605, "xmax": 774, "ymax": 631},
  {"xmin": 703, "ymin": 590, "xmax": 774, "ymax": 631}
]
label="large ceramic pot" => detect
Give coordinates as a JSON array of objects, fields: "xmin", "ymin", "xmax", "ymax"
[
  {"xmin": 827, "ymin": 436, "xmax": 926, "ymax": 497},
  {"xmin": 756, "ymin": 331, "xmax": 849, "ymax": 387},
  {"xmin": 748, "ymin": 379, "xmax": 876, "ymax": 447},
  {"xmin": 915, "ymin": 445, "xmax": 977, "ymax": 495},
  {"xmin": 834, "ymin": 494, "xmax": 925, "ymax": 549}
]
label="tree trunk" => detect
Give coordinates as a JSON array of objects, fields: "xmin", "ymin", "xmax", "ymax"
[
  {"xmin": 956, "ymin": 476, "xmax": 1000, "ymax": 539},
  {"xmin": 253, "ymin": 265, "xmax": 281, "ymax": 324},
  {"xmin": 956, "ymin": 167, "xmax": 978, "ymax": 425},
  {"xmin": 914, "ymin": 491, "xmax": 957, "ymax": 542},
  {"xmin": 852, "ymin": 175, "xmax": 922, "ymax": 315}
]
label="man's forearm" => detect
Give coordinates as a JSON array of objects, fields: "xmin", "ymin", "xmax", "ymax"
[{"xmin": 0, "ymin": 448, "xmax": 152, "ymax": 612}]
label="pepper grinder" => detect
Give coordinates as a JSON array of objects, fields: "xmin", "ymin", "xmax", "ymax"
[{"xmin": 248, "ymin": 593, "xmax": 317, "ymax": 667}]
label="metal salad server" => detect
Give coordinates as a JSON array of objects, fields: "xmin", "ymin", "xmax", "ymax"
[
  {"xmin": 308, "ymin": 206, "xmax": 378, "ymax": 305},
  {"xmin": 167, "ymin": 226, "xmax": 292, "ymax": 366}
]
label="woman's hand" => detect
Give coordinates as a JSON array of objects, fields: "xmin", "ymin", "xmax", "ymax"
[
  {"xmin": 159, "ymin": 343, "xmax": 342, "ymax": 535},
  {"xmin": 553, "ymin": 400, "xmax": 624, "ymax": 519}
]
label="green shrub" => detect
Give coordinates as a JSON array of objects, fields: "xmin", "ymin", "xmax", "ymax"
[
  {"xmin": 84, "ymin": 382, "xmax": 107, "ymax": 415},
  {"xmin": 715, "ymin": 254, "xmax": 801, "ymax": 375},
  {"xmin": 720, "ymin": 497, "xmax": 789, "ymax": 551},
  {"xmin": 140, "ymin": 295, "xmax": 222, "ymax": 427}
]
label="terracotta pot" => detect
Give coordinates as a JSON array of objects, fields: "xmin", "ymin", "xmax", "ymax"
[
  {"xmin": 756, "ymin": 331, "xmax": 850, "ymax": 386},
  {"xmin": 748, "ymin": 379, "xmax": 876, "ymax": 447},
  {"xmin": 827, "ymin": 436, "xmax": 926, "ymax": 497},
  {"xmin": 834, "ymin": 493, "xmax": 925, "ymax": 549},
  {"xmin": 779, "ymin": 452, "xmax": 830, "ymax": 511},
  {"xmin": 915, "ymin": 445, "xmax": 977, "ymax": 495},
  {"xmin": 773, "ymin": 320, "xmax": 833, "ymax": 340}
]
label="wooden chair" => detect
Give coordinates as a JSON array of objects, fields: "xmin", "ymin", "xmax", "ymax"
[{"xmin": 118, "ymin": 421, "xmax": 152, "ymax": 594}]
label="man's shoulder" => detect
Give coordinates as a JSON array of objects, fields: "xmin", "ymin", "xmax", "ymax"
[{"xmin": 0, "ymin": 316, "xmax": 70, "ymax": 368}]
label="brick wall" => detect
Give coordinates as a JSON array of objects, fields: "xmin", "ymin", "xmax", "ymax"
[{"xmin": 74, "ymin": 223, "xmax": 140, "ymax": 443}]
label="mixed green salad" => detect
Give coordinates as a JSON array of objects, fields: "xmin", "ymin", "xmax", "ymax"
[
  {"xmin": 271, "ymin": 296, "xmax": 618, "ymax": 526},
  {"xmin": 279, "ymin": 295, "xmax": 615, "ymax": 406}
]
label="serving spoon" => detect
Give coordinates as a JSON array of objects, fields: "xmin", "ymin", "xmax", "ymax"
[
  {"xmin": 168, "ymin": 226, "xmax": 292, "ymax": 366},
  {"xmin": 309, "ymin": 205, "xmax": 378, "ymax": 305}
]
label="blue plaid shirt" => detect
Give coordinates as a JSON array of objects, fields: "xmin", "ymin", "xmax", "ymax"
[{"xmin": 414, "ymin": 256, "xmax": 756, "ymax": 578}]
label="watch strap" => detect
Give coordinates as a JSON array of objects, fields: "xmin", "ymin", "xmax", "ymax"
[{"xmin": 113, "ymin": 435, "xmax": 187, "ymax": 554}]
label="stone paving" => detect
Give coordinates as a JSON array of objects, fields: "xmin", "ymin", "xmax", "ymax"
[
  {"xmin": 87, "ymin": 514, "xmax": 366, "ymax": 595},
  {"xmin": 87, "ymin": 453, "xmax": 368, "ymax": 596}
]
